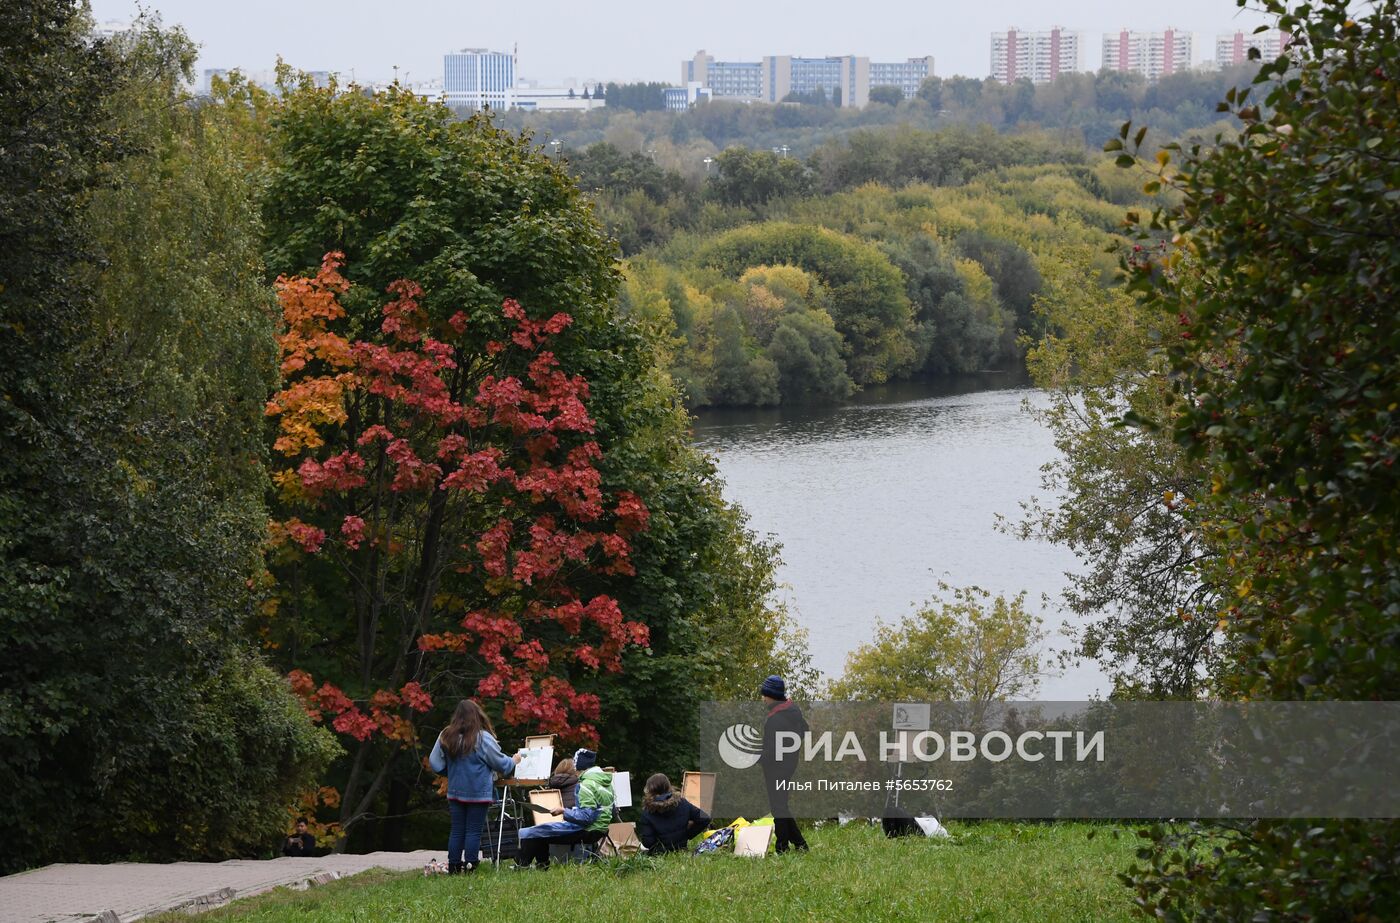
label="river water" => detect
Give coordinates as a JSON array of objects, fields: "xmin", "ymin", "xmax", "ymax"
[{"xmin": 691, "ymin": 373, "xmax": 1107, "ymax": 700}]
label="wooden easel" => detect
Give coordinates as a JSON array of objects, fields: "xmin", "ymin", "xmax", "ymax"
[{"xmin": 682, "ymin": 771, "xmax": 716, "ymax": 815}]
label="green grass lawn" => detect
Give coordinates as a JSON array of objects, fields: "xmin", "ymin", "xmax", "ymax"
[{"xmin": 152, "ymin": 822, "xmax": 1143, "ymax": 922}]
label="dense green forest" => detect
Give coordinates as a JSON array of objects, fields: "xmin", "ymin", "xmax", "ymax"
[
  {"xmin": 488, "ymin": 64, "xmax": 1259, "ymax": 410},
  {"xmin": 548, "ymin": 130, "xmax": 1150, "ymax": 407}
]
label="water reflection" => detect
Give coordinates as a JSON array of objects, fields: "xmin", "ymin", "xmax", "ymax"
[{"xmin": 692, "ymin": 373, "xmax": 1105, "ymax": 700}]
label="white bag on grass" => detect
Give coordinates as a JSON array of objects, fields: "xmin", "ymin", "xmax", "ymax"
[{"xmin": 914, "ymin": 816, "xmax": 950, "ymax": 838}]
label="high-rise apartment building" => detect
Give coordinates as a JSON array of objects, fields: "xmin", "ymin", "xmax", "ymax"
[
  {"xmin": 443, "ymin": 48, "xmax": 514, "ymax": 110},
  {"xmin": 683, "ymin": 51, "xmax": 932, "ymax": 107},
  {"xmin": 1215, "ymin": 29, "xmax": 1291, "ymax": 67},
  {"xmin": 1101, "ymin": 28, "xmax": 1194, "ymax": 81},
  {"xmin": 990, "ymin": 27, "xmax": 1083, "ymax": 84}
]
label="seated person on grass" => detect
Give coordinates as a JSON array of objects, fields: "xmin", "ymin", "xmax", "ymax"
[
  {"xmin": 637, "ymin": 773, "xmax": 710, "ymax": 854},
  {"xmin": 516, "ymin": 748, "xmax": 613, "ymax": 868}
]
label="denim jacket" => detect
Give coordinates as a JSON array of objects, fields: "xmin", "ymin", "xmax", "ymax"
[{"xmin": 429, "ymin": 729, "xmax": 515, "ymax": 801}]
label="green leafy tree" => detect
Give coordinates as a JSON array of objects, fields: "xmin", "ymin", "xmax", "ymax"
[
  {"xmin": 707, "ymin": 147, "xmax": 814, "ymax": 207},
  {"xmin": 868, "ymin": 86, "xmax": 905, "ymax": 107},
  {"xmin": 1017, "ymin": 253, "xmax": 1220, "ymax": 697},
  {"xmin": 955, "ymin": 230, "xmax": 1043, "ymax": 342},
  {"xmin": 807, "ymin": 124, "xmax": 1082, "ymax": 193},
  {"xmin": 827, "ymin": 585, "xmax": 1045, "ymax": 702},
  {"xmin": 1111, "ymin": 1, "xmax": 1400, "ymax": 916},
  {"xmin": 767, "ymin": 310, "xmax": 854, "ymax": 402},
  {"xmin": 882, "ymin": 234, "xmax": 1009, "ymax": 375},
  {"xmin": 708, "ymin": 304, "xmax": 780, "ymax": 405},
  {"xmin": 782, "ymin": 88, "xmax": 833, "ymax": 106},
  {"xmin": 916, "ymin": 76, "xmax": 944, "ymax": 111},
  {"xmin": 0, "ymin": 10, "xmax": 334, "ymax": 872},
  {"xmin": 699, "ymin": 221, "xmax": 914, "ymax": 384},
  {"xmin": 603, "ymin": 81, "xmax": 671, "ymax": 112}
]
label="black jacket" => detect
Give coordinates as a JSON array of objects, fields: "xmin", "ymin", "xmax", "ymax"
[
  {"xmin": 549, "ymin": 771, "xmax": 580, "ymax": 808},
  {"xmin": 282, "ymin": 832, "xmax": 317, "ymax": 857},
  {"xmin": 637, "ymin": 795, "xmax": 710, "ymax": 853},
  {"xmin": 761, "ymin": 700, "xmax": 809, "ymax": 781}
]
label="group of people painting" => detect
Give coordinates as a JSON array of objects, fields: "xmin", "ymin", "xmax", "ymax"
[{"xmin": 427, "ymin": 673, "xmax": 806, "ymax": 872}]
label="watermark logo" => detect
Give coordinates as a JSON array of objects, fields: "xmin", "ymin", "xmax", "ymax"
[
  {"xmin": 717, "ymin": 723, "xmax": 762, "ymax": 769},
  {"xmin": 698, "ymin": 701, "xmax": 1400, "ymax": 819}
]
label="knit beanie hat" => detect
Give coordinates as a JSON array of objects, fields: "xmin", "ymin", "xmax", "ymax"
[
  {"xmin": 573, "ymin": 748, "xmax": 597, "ymax": 771},
  {"xmin": 761, "ymin": 675, "xmax": 787, "ymax": 700}
]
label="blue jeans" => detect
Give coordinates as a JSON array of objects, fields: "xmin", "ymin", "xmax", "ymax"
[{"xmin": 448, "ymin": 800, "xmax": 489, "ymax": 869}]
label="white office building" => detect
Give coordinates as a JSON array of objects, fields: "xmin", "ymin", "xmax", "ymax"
[
  {"xmin": 990, "ymin": 27, "xmax": 1083, "ymax": 84},
  {"xmin": 683, "ymin": 50, "xmax": 933, "ymax": 107},
  {"xmin": 869, "ymin": 57, "xmax": 936, "ymax": 99},
  {"xmin": 93, "ymin": 19, "xmax": 132, "ymax": 40},
  {"xmin": 684, "ymin": 51, "xmax": 763, "ymax": 100},
  {"xmin": 512, "ymin": 81, "xmax": 606, "ymax": 112},
  {"xmin": 664, "ymin": 82, "xmax": 713, "ymax": 110},
  {"xmin": 1101, "ymin": 29, "xmax": 1194, "ymax": 81},
  {"xmin": 444, "ymin": 48, "xmax": 514, "ymax": 110}
]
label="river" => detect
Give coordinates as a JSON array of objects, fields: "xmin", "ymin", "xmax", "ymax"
[{"xmin": 691, "ymin": 373, "xmax": 1107, "ymax": 700}]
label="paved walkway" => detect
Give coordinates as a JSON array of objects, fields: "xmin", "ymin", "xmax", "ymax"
[{"xmin": 0, "ymin": 850, "xmax": 442, "ymax": 923}]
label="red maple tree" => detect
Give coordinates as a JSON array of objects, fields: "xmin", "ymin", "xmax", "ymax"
[{"xmin": 264, "ymin": 253, "xmax": 650, "ymax": 828}]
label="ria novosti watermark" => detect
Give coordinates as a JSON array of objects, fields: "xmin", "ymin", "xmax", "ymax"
[
  {"xmin": 723, "ymin": 724, "xmax": 1106, "ymax": 768},
  {"xmin": 697, "ymin": 701, "xmax": 1400, "ymax": 819}
]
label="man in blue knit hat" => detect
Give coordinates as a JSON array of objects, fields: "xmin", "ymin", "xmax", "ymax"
[{"xmin": 760, "ymin": 675, "xmax": 809, "ymax": 852}]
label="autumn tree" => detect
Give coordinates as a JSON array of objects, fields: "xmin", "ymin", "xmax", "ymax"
[
  {"xmin": 260, "ymin": 80, "xmax": 801, "ymax": 845},
  {"xmin": 267, "ymin": 253, "xmax": 658, "ymax": 833}
]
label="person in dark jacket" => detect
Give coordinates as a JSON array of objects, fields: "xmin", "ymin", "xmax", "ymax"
[
  {"xmin": 548, "ymin": 756, "xmax": 580, "ymax": 809},
  {"xmin": 281, "ymin": 817, "xmax": 317, "ymax": 857},
  {"xmin": 760, "ymin": 675, "xmax": 809, "ymax": 853},
  {"xmin": 429, "ymin": 699, "xmax": 521, "ymax": 873},
  {"xmin": 637, "ymin": 773, "xmax": 710, "ymax": 853}
]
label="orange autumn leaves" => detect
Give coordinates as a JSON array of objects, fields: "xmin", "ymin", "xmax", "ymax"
[{"xmin": 265, "ymin": 255, "xmax": 355, "ymax": 456}]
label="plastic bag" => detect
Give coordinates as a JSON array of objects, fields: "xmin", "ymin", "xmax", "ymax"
[{"xmin": 694, "ymin": 825, "xmax": 735, "ymax": 854}]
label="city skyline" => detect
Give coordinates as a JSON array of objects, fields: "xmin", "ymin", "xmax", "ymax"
[{"xmin": 90, "ymin": 0, "xmax": 1279, "ymax": 87}]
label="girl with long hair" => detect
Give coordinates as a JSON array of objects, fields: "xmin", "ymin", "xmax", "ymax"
[
  {"xmin": 549, "ymin": 756, "xmax": 580, "ymax": 808},
  {"xmin": 429, "ymin": 700, "xmax": 520, "ymax": 873},
  {"xmin": 636, "ymin": 773, "xmax": 710, "ymax": 853}
]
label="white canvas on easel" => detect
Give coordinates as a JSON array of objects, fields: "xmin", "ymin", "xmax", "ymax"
[
  {"xmin": 610, "ymin": 770, "xmax": 632, "ymax": 808},
  {"xmin": 516, "ymin": 746, "xmax": 553, "ymax": 781}
]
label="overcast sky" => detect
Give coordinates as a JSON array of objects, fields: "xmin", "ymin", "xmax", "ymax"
[{"xmin": 90, "ymin": 0, "xmax": 1278, "ymax": 86}]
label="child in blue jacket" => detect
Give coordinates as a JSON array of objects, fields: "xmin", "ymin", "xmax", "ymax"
[{"xmin": 429, "ymin": 699, "xmax": 520, "ymax": 873}]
